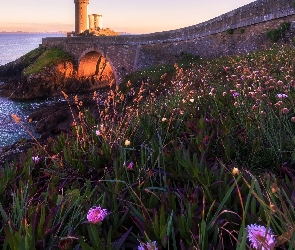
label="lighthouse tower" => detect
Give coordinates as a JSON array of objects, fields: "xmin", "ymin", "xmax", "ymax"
[{"xmin": 74, "ymin": 0, "xmax": 89, "ymax": 35}]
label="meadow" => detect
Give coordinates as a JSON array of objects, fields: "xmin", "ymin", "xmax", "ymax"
[{"xmin": 1, "ymin": 45, "xmax": 295, "ymax": 249}]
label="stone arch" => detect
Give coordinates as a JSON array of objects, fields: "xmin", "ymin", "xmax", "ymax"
[{"xmin": 78, "ymin": 47, "xmax": 119, "ymax": 85}]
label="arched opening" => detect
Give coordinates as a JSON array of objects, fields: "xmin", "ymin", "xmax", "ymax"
[{"xmin": 78, "ymin": 51, "xmax": 116, "ymax": 84}]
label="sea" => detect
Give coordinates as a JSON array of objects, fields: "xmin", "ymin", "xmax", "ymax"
[{"xmin": 0, "ymin": 33, "xmax": 66, "ymax": 148}]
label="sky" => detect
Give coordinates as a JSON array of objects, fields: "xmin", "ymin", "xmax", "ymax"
[{"xmin": 0, "ymin": 0, "xmax": 256, "ymax": 34}]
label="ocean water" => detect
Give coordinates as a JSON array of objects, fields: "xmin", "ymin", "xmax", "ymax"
[
  {"xmin": 0, "ymin": 33, "xmax": 66, "ymax": 148},
  {"xmin": 0, "ymin": 33, "xmax": 65, "ymax": 65}
]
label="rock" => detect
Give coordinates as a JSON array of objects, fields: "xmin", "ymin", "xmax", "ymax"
[
  {"xmin": 28, "ymin": 95, "xmax": 99, "ymax": 135},
  {"xmin": 0, "ymin": 50, "xmax": 111, "ymax": 101}
]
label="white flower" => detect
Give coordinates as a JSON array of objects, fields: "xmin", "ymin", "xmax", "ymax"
[
  {"xmin": 162, "ymin": 117, "xmax": 167, "ymax": 122},
  {"xmin": 246, "ymin": 224, "xmax": 276, "ymax": 250},
  {"xmin": 189, "ymin": 98, "xmax": 195, "ymax": 103}
]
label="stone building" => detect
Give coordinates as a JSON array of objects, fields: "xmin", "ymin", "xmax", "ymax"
[
  {"xmin": 88, "ymin": 14, "xmax": 103, "ymax": 31},
  {"xmin": 74, "ymin": 0, "xmax": 103, "ymax": 35},
  {"xmin": 74, "ymin": 0, "xmax": 89, "ymax": 35}
]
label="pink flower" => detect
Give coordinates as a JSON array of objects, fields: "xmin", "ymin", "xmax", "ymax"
[
  {"xmin": 32, "ymin": 156, "xmax": 40, "ymax": 164},
  {"xmin": 127, "ymin": 162, "xmax": 133, "ymax": 170},
  {"xmin": 246, "ymin": 224, "xmax": 276, "ymax": 250},
  {"xmin": 138, "ymin": 241, "xmax": 158, "ymax": 250},
  {"xmin": 86, "ymin": 206, "xmax": 108, "ymax": 224},
  {"xmin": 282, "ymin": 108, "xmax": 289, "ymax": 114}
]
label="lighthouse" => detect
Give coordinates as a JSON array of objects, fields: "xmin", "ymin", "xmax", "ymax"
[{"xmin": 74, "ymin": 0, "xmax": 89, "ymax": 35}]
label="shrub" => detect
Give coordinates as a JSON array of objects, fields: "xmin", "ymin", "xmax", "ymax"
[
  {"xmin": 226, "ymin": 28, "xmax": 234, "ymax": 35},
  {"xmin": 266, "ymin": 22, "xmax": 291, "ymax": 42},
  {"xmin": 266, "ymin": 29, "xmax": 282, "ymax": 42},
  {"xmin": 239, "ymin": 28, "xmax": 245, "ymax": 34},
  {"xmin": 280, "ymin": 21, "xmax": 291, "ymax": 32}
]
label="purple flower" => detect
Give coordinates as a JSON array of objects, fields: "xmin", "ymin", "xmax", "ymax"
[
  {"xmin": 32, "ymin": 156, "xmax": 40, "ymax": 164},
  {"xmin": 246, "ymin": 224, "xmax": 276, "ymax": 250},
  {"xmin": 127, "ymin": 162, "xmax": 133, "ymax": 170},
  {"xmin": 87, "ymin": 206, "xmax": 108, "ymax": 224},
  {"xmin": 138, "ymin": 241, "xmax": 158, "ymax": 250},
  {"xmin": 233, "ymin": 92, "xmax": 239, "ymax": 98},
  {"xmin": 276, "ymin": 93, "xmax": 288, "ymax": 99}
]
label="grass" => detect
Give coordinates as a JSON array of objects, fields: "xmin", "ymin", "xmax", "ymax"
[
  {"xmin": 1, "ymin": 44, "xmax": 295, "ymax": 249},
  {"xmin": 23, "ymin": 48, "xmax": 73, "ymax": 76}
]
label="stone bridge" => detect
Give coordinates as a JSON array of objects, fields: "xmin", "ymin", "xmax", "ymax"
[{"xmin": 42, "ymin": 0, "xmax": 295, "ymax": 84}]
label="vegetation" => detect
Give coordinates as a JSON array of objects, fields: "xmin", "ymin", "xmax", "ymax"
[
  {"xmin": 266, "ymin": 22, "xmax": 291, "ymax": 42},
  {"xmin": 0, "ymin": 47, "xmax": 45, "ymax": 77},
  {"xmin": 2, "ymin": 45, "xmax": 295, "ymax": 249},
  {"xmin": 23, "ymin": 48, "xmax": 74, "ymax": 76},
  {"xmin": 226, "ymin": 28, "xmax": 234, "ymax": 35},
  {"xmin": 239, "ymin": 28, "xmax": 245, "ymax": 34},
  {"xmin": 120, "ymin": 52, "xmax": 201, "ymax": 94}
]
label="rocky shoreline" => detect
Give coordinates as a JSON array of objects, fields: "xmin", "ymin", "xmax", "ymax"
[
  {"xmin": 0, "ymin": 92, "xmax": 108, "ymax": 166},
  {"xmin": 0, "ymin": 47, "xmax": 112, "ymax": 166}
]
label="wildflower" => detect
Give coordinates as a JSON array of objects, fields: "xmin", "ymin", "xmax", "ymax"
[
  {"xmin": 276, "ymin": 93, "xmax": 288, "ymax": 99},
  {"xmin": 281, "ymin": 108, "xmax": 289, "ymax": 114},
  {"xmin": 269, "ymin": 202, "xmax": 277, "ymax": 214},
  {"xmin": 125, "ymin": 139, "xmax": 131, "ymax": 146},
  {"xmin": 271, "ymin": 183, "xmax": 279, "ymax": 193},
  {"xmin": 291, "ymin": 117, "xmax": 295, "ymax": 122},
  {"xmin": 95, "ymin": 130, "xmax": 101, "ymax": 136},
  {"xmin": 274, "ymin": 101, "xmax": 283, "ymax": 108},
  {"xmin": 32, "ymin": 156, "xmax": 40, "ymax": 164},
  {"xmin": 252, "ymin": 105, "xmax": 258, "ymax": 111},
  {"xmin": 246, "ymin": 224, "xmax": 276, "ymax": 250},
  {"xmin": 11, "ymin": 114, "xmax": 21, "ymax": 123},
  {"xmin": 87, "ymin": 206, "xmax": 108, "ymax": 224},
  {"xmin": 222, "ymin": 92, "xmax": 227, "ymax": 96},
  {"xmin": 234, "ymin": 102, "xmax": 239, "ymax": 107},
  {"xmin": 127, "ymin": 162, "xmax": 133, "ymax": 170},
  {"xmin": 138, "ymin": 241, "xmax": 158, "ymax": 250},
  {"xmin": 232, "ymin": 92, "xmax": 239, "ymax": 98},
  {"xmin": 189, "ymin": 98, "xmax": 195, "ymax": 103},
  {"xmin": 232, "ymin": 167, "xmax": 240, "ymax": 176},
  {"xmin": 162, "ymin": 117, "xmax": 167, "ymax": 122},
  {"xmin": 210, "ymin": 88, "xmax": 216, "ymax": 94}
]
